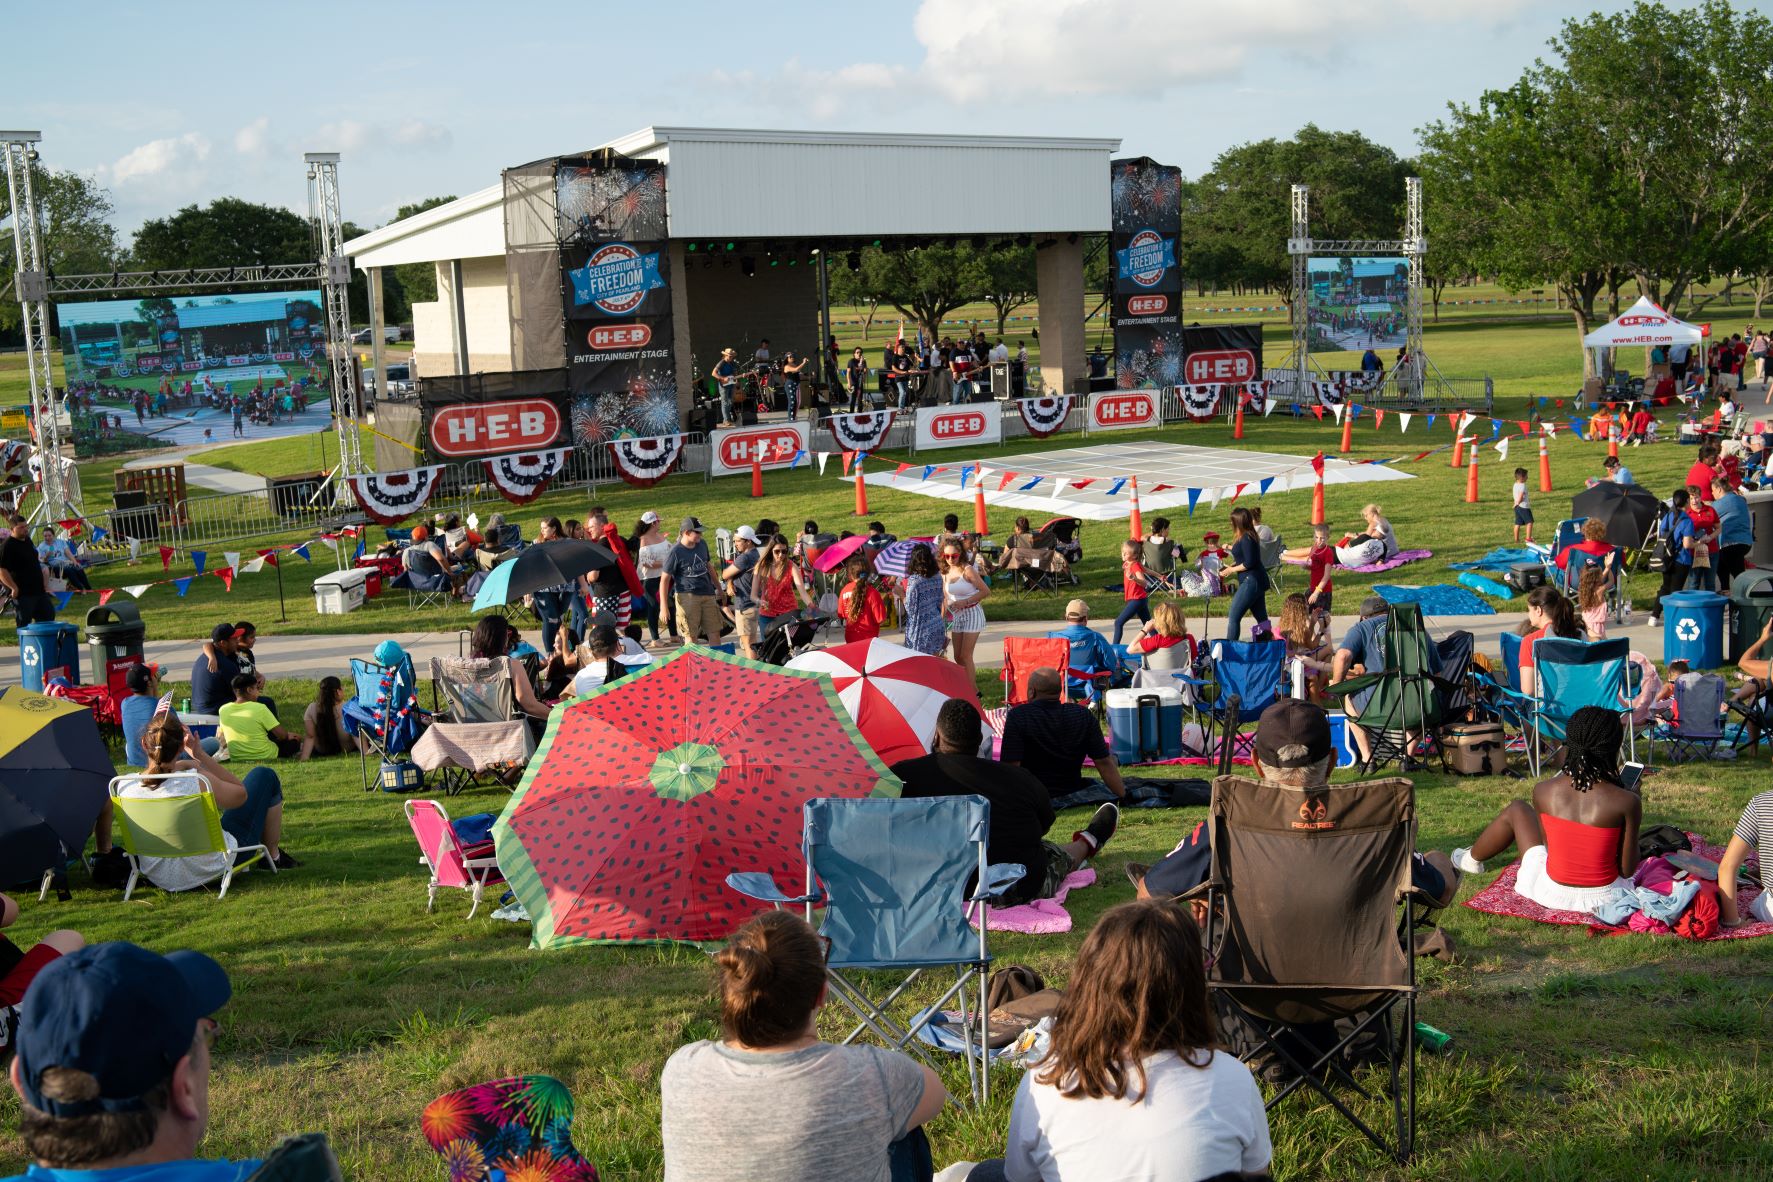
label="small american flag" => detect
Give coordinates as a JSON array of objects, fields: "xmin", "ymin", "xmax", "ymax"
[{"xmin": 154, "ymin": 690, "xmax": 174, "ymax": 717}]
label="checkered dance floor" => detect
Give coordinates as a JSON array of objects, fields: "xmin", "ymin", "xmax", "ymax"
[{"xmin": 858, "ymin": 440, "xmax": 1415, "ymax": 522}]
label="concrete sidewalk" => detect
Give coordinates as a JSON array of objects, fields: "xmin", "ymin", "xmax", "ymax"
[{"xmin": 0, "ymin": 609, "xmax": 1672, "ymax": 687}]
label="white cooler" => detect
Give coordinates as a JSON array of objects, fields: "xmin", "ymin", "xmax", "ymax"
[
  {"xmin": 313, "ymin": 567, "xmax": 370, "ymax": 615},
  {"xmin": 1105, "ymin": 686, "xmax": 1185, "ymax": 765}
]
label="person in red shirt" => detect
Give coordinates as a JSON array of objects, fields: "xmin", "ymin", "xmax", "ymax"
[
  {"xmin": 837, "ymin": 553, "xmax": 886, "ymax": 644},
  {"xmin": 1112, "ymin": 537, "xmax": 1151, "ymax": 645},
  {"xmin": 1555, "ymin": 518, "xmax": 1615, "ymax": 571},
  {"xmin": 1517, "ymin": 585, "xmax": 1583, "ymax": 696},
  {"xmin": 1627, "ymin": 403, "xmax": 1655, "ymax": 444},
  {"xmin": 0, "ymin": 893, "xmax": 84, "ymax": 1011},
  {"xmin": 1686, "ymin": 442, "xmax": 1721, "ymax": 502},
  {"xmin": 1305, "ymin": 522, "xmax": 1336, "ymax": 617}
]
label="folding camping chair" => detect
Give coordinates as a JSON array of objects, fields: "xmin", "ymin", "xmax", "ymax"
[
  {"xmin": 346, "ymin": 655, "xmax": 424, "ymax": 791},
  {"xmin": 1191, "ymin": 774, "xmax": 1419, "ymax": 1162},
  {"xmin": 1324, "ymin": 604, "xmax": 1451, "ymax": 773},
  {"xmin": 1044, "ymin": 630, "xmax": 1126, "ymax": 708},
  {"xmin": 412, "ymin": 657, "xmax": 535, "ymax": 795},
  {"xmin": 725, "ymin": 796, "xmax": 1024, "ymax": 1105},
  {"xmin": 109, "ymin": 774, "xmax": 274, "ymax": 900},
  {"xmin": 1650, "ymin": 671, "xmax": 1726, "ymax": 763},
  {"xmin": 1729, "ymin": 676, "xmax": 1773, "ymax": 752},
  {"xmin": 1000, "ymin": 637, "xmax": 1071, "ymax": 705},
  {"xmin": 1033, "ymin": 517, "xmax": 1083, "ymax": 583},
  {"xmin": 1178, "ymin": 640, "xmax": 1286, "ymax": 765},
  {"xmin": 404, "ymin": 799, "xmax": 504, "ymax": 918},
  {"xmin": 1259, "ymin": 536, "xmax": 1287, "ymax": 599},
  {"xmin": 1562, "ymin": 546, "xmax": 1628, "ymax": 624},
  {"xmin": 391, "ymin": 549, "xmax": 452, "ymax": 609},
  {"xmin": 1490, "ymin": 637, "xmax": 1633, "ymax": 778}
]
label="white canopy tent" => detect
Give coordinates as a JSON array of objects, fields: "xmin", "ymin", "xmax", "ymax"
[{"xmin": 1583, "ymin": 295, "xmax": 1705, "ymax": 348}]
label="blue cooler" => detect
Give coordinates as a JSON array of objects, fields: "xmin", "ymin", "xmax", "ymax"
[
  {"xmin": 19, "ymin": 621, "xmax": 80, "ymax": 692},
  {"xmin": 1326, "ymin": 711, "xmax": 1360, "ymax": 768},
  {"xmin": 1663, "ymin": 590, "xmax": 1727, "ymax": 670},
  {"xmin": 1105, "ymin": 687, "xmax": 1184, "ymax": 764}
]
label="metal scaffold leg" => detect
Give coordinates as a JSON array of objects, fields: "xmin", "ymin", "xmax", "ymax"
[
  {"xmin": 307, "ymin": 152, "xmax": 364, "ymax": 499},
  {"xmin": 2, "ymin": 131, "xmax": 74, "ymax": 523}
]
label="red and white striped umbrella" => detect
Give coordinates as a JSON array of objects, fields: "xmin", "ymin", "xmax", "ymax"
[{"xmin": 787, "ymin": 638, "xmax": 982, "ymax": 766}]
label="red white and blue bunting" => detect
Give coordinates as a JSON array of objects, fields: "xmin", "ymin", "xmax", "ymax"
[
  {"xmin": 347, "ymin": 465, "xmax": 446, "ymax": 525},
  {"xmin": 1014, "ymin": 395, "xmax": 1072, "ymax": 439},
  {"xmin": 1313, "ymin": 380, "xmax": 1345, "ymax": 408},
  {"xmin": 0, "ymin": 440, "xmax": 28, "ymax": 478},
  {"xmin": 1243, "ymin": 380, "xmax": 1270, "ymax": 416},
  {"xmin": 827, "ymin": 411, "xmax": 896, "ymax": 453},
  {"xmin": 608, "ymin": 433, "xmax": 686, "ymax": 489},
  {"xmin": 483, "ymin": 448, "xmax": 570, "ymax": 505},
  {"xmin": 1178, "ymin": 384, "xmax": 1220, "ymax": 420}
]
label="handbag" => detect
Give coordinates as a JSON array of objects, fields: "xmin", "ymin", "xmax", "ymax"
[{"xmin": 1637, "ymin": 824, "xmax": 1692, "ymax": 859}]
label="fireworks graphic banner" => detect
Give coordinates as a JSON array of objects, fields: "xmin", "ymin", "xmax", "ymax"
[{"xmin": 1110, "ymin": 156, "xmax": 1184, "ymax": 390}]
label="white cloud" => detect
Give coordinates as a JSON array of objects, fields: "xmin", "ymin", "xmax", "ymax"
[
  {"xmin": 106, "ymin": 132, "xmax": 211, "ymax": 183},
  {"xmin": 234, "ymin": 116, "xmax": 271, "ymax": 156},
  {"xmin": 312, "ymin": 118, "xmax": 452, "ymax": 154}
]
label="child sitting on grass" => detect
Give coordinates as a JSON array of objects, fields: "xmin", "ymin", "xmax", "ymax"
[{"xmin": 0, "ymin": 893, "xmax": 84, "ymax": 1023}]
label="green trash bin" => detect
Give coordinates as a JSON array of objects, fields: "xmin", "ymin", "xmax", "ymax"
[{"xmin": 1729, "ymin": 568, "xmax": 1773, "ymax": 661}]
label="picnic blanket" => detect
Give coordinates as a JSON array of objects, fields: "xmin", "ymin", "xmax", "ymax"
[
  {"xmin": 1463, "ymin": 834, "xmax": 1772, "ymax": 940},
  {"xmin": 1372, "ymin": 583, "xmax": 1496, "ymax": 616},
  {"xmin": 1448, "ymin": 547, "xmax": 1541, "ymax": 573},
  {"xmin": 968, "ymin": 867, "xmax": 1097, "ymax": 934},
  {"xmin": 411, "ymin": 720, "xmax": 535, "ymax": 773},
  {"xmin": 1284, "ymin": 547, "xmax": 1432, "ymax": 574}
]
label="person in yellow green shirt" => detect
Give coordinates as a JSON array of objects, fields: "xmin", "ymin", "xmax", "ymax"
[{"xmin": 218, "ymin": 674, "xmax": 304, "ymax": 761}]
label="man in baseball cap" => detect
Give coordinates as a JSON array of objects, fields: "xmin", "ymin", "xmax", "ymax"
[
  {"xmin": 1049, "ymin": 598, "xmax": 1126, "ymax": 694},
  {"xmin": 6, "ymin": 942, "xmax": 261, "ymax": 1177},
  {"xmin": 722, "ymin": 526, "xmax": 763, "ymax": 658}
]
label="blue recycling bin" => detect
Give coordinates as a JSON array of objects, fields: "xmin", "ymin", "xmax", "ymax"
[
  {"xmin": 19, "ymin": 621, "xmax": 80, "ymax": 692},
  {"xmin": 1663, "ymin": 590, "xmax": 1727, "ymax": 670}
]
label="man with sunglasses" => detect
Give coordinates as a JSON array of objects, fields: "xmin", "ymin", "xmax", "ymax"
[{"xmin": 5, "ymin": 942, "xmax": 273, "ymax": 1179}]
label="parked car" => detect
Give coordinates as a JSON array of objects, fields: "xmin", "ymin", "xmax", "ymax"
[
  {"xmin": 349, "ymin": 328, "xmax": 373, "ymax": 345},
  {"xmin": 361, "ymin": 361, "xmax": 414, "ymax": 398},
  {"xmin": 349, "ymin": 327, "xmax": 402, "ymax": 345}
]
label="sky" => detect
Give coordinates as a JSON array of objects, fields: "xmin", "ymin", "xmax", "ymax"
[{"xmin": 10, "ymin": 0, "xmax": 1664, "ymax": 238}]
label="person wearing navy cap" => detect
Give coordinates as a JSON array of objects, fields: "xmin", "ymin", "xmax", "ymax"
[{"xmin": 5, "ymin": 942, "xmax": 259, "ymax": 1179}]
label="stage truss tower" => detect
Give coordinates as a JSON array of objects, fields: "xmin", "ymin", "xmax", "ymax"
[
  {"xmin": 306, "ymin": 152, "xmax": 365, "ymax": 490},
  {"xmin": 2, "ymin": 131, "xmax": 73, "ymax": 522}
]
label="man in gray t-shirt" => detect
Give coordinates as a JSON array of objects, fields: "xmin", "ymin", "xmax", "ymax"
[
  {"xmin": 660, "ymin": 1039, "xmax": 928, "ymax": 1182},
  {"xmin": 721, "ymin": 525, "xmax": 762, "ymax": 658},
  {"xmin": 659, "ymin": 517, "xmax": 722, "ymax": 647}
]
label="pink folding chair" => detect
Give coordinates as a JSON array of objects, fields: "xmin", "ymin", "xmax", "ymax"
[{"xmin": 404, "ymin": 799, "xmax": 504, "ymax": 919}]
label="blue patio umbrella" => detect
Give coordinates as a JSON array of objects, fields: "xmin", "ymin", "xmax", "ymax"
[{"xmin": 471, "ymin": 539, "xmax": 614, "ymax": 612}]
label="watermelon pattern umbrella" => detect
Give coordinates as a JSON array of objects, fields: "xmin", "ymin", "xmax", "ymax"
[
  {"xmin": 786, "ymin": 638, "xmax": 983, "ymax": 767},
  {"xmin": 494, "ymin": 646, "xmax": 900, "ymax": 947}
]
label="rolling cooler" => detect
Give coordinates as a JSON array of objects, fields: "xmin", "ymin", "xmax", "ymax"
[{"xmin": 1106, "ymin": 687, "xmax": 1185, "ymax": 765}]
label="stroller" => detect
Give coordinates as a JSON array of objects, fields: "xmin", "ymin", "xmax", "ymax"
[
  {"xmin": 757, "ymin": 607, "xmax": 831, "ymax": 665},
  {"xmin": 1033, "ymin": 517, "xmax": 1083, "ymax": 583}
]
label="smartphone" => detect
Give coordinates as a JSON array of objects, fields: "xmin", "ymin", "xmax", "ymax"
[{"xmin": 1619, "ymin": 761, "xmax": 1645, "ymax": 795}]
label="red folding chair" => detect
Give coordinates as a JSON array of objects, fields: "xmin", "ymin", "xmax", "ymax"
[{"xmin": 1000, "ymin": 636, "xmax": 1070, "ymax": 705}]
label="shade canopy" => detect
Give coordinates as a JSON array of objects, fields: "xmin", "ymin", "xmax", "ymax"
[{"xmin": 1583, "ymin": 296, "xmax": 1705, "ymax": 349}]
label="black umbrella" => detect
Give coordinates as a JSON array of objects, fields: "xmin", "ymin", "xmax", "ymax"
[
  {"xmin": 471, "ymin": 539, "xmax": 616, "ymax": 610},
  {"xmin": 0, "ymin": 687, "xmax": 114, "ymax": 889},
  {"xmin": 1571, "ymin": 481, "xmax": 1663, "ymax": 551}
]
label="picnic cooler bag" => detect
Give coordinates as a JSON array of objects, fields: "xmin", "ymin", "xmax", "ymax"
[
  {"xmin": 1105, "ymin": 687, "xmax": 1184, "ymax": 764},
  {"xmin": 1441, "ymin": 721, "xmax": 1507, "ymax": 776}
]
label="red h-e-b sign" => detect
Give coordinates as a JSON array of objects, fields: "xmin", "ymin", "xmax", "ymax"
[
  {"xmin": 429, "ymin": 399, "xmax": 562, "ymax": 457},
  {"xmin": 719, "ymin": 428, "xmax": 801, "ymax": 468},
  {"xmin": 1127, "ymin": 294, "xmax": 1168, "ymax": 315},
  {"xmin": 929, "ymin": 411, "xmax": 987, "ymax": 439},
  {"xmin": 1094, "ymin": 393, "xmax": 1155, "ymax": 424},
  {"xmin": 587, "ymin": 323, "xmax": 652, "ymax": 349},
  {"xmin": 1185, "ymin": 350, "xmax": 1257, "ymax": 384}
]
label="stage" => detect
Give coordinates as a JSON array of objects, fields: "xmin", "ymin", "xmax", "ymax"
[{"xmin": 857, "ymin": 440, "xmax": 1414, "ymax": 522}]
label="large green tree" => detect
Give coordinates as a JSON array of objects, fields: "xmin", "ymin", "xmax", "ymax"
[
  {"xmin": 130, "ymin": 197, "xmax": 310, "ymax": 270},
  {"xmin": 0, "ymin": 166, "xmax": 119, "ymax": 334},
  {"xmin": 857, "ymin": 243, "xmax": 988, "ymax": 342},
  {"xmin": 976, "ymin": 243, "xmax": 1037, "ymax": 338},
  {"xmin": 1181, "ymin": 125, "xmax": 1410, "ymax": 301}
]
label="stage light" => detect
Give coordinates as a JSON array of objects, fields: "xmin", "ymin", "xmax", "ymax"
[
  {"xmin": 871, "ymin": 239, "xmax": 881, "ymax": 247},
  {"xmin": 741, "ymin": 257, "xmax": 755, "ymax": 277},
  {"xmin": 725, "ymin": 242, "xmax": 736, "ymax": 251},
  {"xmin": 770, "ymin": 258, "xmax": 780, "ymax": 267},
  {"xmin": 787, "ymin": 258, "xmax": 797, "ymax": 266},
  {"xmin": 686, "ymin": 242, "xmax": 696, "ymax": 252}
]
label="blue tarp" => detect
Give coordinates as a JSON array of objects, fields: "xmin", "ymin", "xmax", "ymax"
[
  {"xmin": 1372, "ymin": 584, "xmax": 1496, "ymax": 616},
  {"xmin": 1446, "ymin": 547, "xmax": 1541, "ymax": 573}
]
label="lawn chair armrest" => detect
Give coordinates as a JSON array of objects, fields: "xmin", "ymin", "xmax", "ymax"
[
  {"xmin": 970, "ymin": 863, "xmax": 1027, "ymax": 902},
  {"xmin": 724, "ymin": 872, "xmax": 821, "ymax": 906},
  {"xmin": 1324, "ymin": 672, "xmax": 1384, "ymax": 701}
]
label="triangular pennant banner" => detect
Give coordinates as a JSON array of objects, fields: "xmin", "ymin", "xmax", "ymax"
[
  {"xmin": 1070, "ymin": 478, "xmax": 1097, "ymax": 491},
  {"xmin": 1051, "ymin": 477, "xmax": 1069, "ymax": 500},
  {"xmin": 1399, "ymin": 413, "xmax": 1412, "ymax": 434},
  {"xmin": 173, "ymin": 577, "xmax": 193, "ymax": 597},
  {"xmin": 1106, "ymin": 477, "xmax": 1128, "ymax": 496},
  {"xmin": 98, "ymin": 589, "xmax": 115, "ymax": 606},
  {"xmin": 1495, "ymin": 438, "xmax": 1510, "ymax": 461},
  {"xmin": 216, "ymin": 569, "xmax": 234, "ymax": 592},
  {"xmin": 124, "ymin": 584, "xmax": 151, "ymax": 599},
  {"xmin": 54, "ymin": 591, "xmax": 73, "ymax": 611},
  {"xmin": 1187, "ymin": 488, "xmax": 1202, "ymax": 516},
  {"xmin": 242, "ymin": 557, "xmax": 267, "ymax": 575},
  {"xmin": 841, "ymin": 450, "xmax": 856, "ymax": 476},
  {"xmin": 817, "ymin": 452, "xmax": 830, "ymax": 475},
  {"xmin": 1019, "ymin": 476, "xmax": 1044, "ymax": 491},
  {"xmin": 1258, "ymin": 477, "xmax": 1275, "ymax": 497},
  {"xmin": 1374, "ymin": 410, "xmax": 1385, "ymax": 429},
  {"xmin": 997, "ymin": 471, "xmax": 1020, "ymax": 491},
  {"xmin": 158, "ymin": 545, "xmax": 175, "ymax": 571},
  {"xmin": 292, "ymin": 544, "xmax": 311, "ymax": 562},
  {"xmin": 1311, "ymin": 406, "xmax": 1324, "ymax": 421},
  {"xmin": 191, "ymin": 550, "xmax": 207, "ymax": 575}
]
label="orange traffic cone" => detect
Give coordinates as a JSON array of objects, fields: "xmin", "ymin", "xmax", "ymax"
[
  {"xmin": 1339, "ymin": 407, "xmax": 1354, "ymax": 454},
  {"xmin": 1128, "ymin": 476, "xmax": 1144, "ymax": 541},
  {"xmin": 853, "ymin": 455, "xmax": 869, "ymax": 516},
  {"xmin": 1465, "ymin": 447, "xmax": 1480, "ymax": 503},
  {"xmin": 1608, "ymin": 424, "xmax": 1620, "ymax": 459},
  {"xmin": 1233, "ymin": 395, "xmax": 1245, "ymax": 440},
  {"xmin": 973, "ymin": 474, "xmax": 989, "ymax": 535},
  {"xmin": 1538, "ymin": 433, "xmax": 1553, "ymax": 493},
  {"xmin": 750, "ymin": 457, "xmax": 764, "ymax": 498},
  {"xmin": 1312, "ymin": 475, "xmax": 1326, "ymax": 525}
]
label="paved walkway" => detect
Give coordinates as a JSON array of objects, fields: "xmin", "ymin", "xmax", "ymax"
[{"xmin": 0, "ymin": 609, "xmax": 1672, "ymax": 687}]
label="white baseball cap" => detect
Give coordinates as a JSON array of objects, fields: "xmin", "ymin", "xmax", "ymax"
[
  {"xmin": 734, "ymin": 525, "xmax": 759, "ymax": 543},
  {"xmin": 640, "ymin": 510, "xmax": 659, "ymax": 524}
]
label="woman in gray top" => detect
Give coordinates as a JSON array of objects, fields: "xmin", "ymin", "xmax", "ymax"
[{"xmin": 660, "ymin": 910, "xmax": 946, "ymax": 1182}]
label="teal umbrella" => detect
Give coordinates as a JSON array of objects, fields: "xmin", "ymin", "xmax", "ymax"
[{"xmin": 471, "ymin": 540, "xmax": 613, "ymax": 612}]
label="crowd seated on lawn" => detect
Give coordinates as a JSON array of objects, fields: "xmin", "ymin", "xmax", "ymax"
[{"xmin": 1001, "ymin": 667, "xmax": 1129, "ymax": 805}]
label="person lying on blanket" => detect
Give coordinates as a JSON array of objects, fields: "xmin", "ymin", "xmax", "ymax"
[
  {"xmin": 1450, "ymin": 706, "xmax": 1641, "ymax": 914},
  {"xmin": 1281, "ymin": 502, "xmax": 1401, "ymax": 569},
  {"xmin": 1719, "ymin": 790, "xmax": 1773, "ymax": 927},
  {"xmin": 894, "ymin": 699, "xmax": 1120, "ymax": 908},
  {"xmin": 1124, "ymin": 699, "xmax": 1462, "ymax": 916}
]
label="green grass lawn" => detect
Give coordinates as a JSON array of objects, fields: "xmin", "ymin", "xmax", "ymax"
[{"xmin": 2, "ymin": 677, "xmax": 1767, "ymax": 1180}]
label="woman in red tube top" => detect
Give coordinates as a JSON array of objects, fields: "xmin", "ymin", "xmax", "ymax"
[{"xmin": 1450, "ymin": 705, "xmax": 1640, "ymax": 912}]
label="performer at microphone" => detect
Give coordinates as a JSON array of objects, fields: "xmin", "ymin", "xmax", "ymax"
[
  {"xmin": 713, "ymin": 348, "xmax": 740, "ymax": 427},
  {"xmin": 781, "ymin": 351, "xmax": 810, "ymax": 422}
]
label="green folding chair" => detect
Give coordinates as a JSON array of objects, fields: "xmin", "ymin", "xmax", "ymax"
[
  {"xmin": 110, "ymin": 774, "xmax": 273, "ymax": 900},
  {"xmin": 1326, "ymin": 603, "xmax": 1448, "ymax": 773}
]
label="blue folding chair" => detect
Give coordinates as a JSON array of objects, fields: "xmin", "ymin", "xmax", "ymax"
[
  {"xmin": 726, "ymin": 796, "xmax": 1024, "ymax": 1104},
  {"xmin": 1178, "ymin": 640, "xmax": 1286, "ymax": 765},
  {"xmin": 1492, "ymin": 637, "xmax": 1633, "ymax": 777},
  {"xmin": 345, "ymin": 655, "xmax": 423, "ymax": 791},
  {"xmin": 1562, "ymin": 545, "xmax": 1627, "ymax": 622},
  {"xmin": 1650, "ymin": 672, "xmax": 1726, "ymax": 763}
]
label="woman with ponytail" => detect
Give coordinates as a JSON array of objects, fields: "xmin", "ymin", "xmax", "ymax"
[
  {"xmin": 114, "ymin": 709, "xmax": 297, "ymax": 890},
  {"xmin": 837, "ymin": 552, "xmax": 886, "ymax": 644},
  {"xmin": 660, "ymin": 910, "xmax": 945, "ymax": 1181},
  {"xmin": 1452, "ymin": 705, "xmax": 1639, "ymax": 913},
  {"xmin": 1517, "ymin": 584, "xmax": 1582, "ymax": 697},
  {"xmin": 300, "ymin": 675, "xmax": 351, "ymax": 760}
]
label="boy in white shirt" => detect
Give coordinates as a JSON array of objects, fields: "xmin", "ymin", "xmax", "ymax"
[{"xmin": 1511, "ymin": 467, "xmax": 1533, "ymax": 544}]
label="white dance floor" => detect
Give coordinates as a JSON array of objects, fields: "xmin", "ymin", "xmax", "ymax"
[{"xmin": 858, "ymin": 440, "xmax": 1414, "ymax": 522}]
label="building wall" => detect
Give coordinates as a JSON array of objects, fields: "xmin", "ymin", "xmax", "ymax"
[
  {"xmin": 681, "ymin": 258, "xmax": 820, "ymax": 407},
  {"xmin": 411, "ymin": 257, "xmax": 514, "ymax": 378}
]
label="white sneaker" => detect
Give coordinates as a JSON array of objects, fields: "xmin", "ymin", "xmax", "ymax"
[{"xmin": 1451, "ymin": 847, "xmax": 1485, "ymax": 875}]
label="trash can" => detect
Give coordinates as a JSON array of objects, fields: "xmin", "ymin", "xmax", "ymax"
[
  {"xmin": 1744, "ymin": 490, "xmax": 1773, "ymax": 568},
  {"xmin": 1663, "ymin": 590, "xmax": 1727, "ymax": 669},
  {"xmin": 18, "ymin": 621, "xmax": 80, "ymax": 692},
  {"xmin": 85, "ymin": 601, "xmax": 147, "ymax": 676},
  {"xmin": 1728, "ymin": 568, "xmax": 1773, "ymax": 661}
]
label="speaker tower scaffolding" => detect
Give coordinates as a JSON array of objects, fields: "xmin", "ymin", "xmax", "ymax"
[
  {"xmin": 306, "ymin": 152, "xmax": 364, "ymax": 489},
  {"xmin": 1, "ymin": 131, "xmax": 73, "ymax": 523}
]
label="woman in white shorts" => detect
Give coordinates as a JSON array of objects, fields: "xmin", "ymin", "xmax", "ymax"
[{"xmin": 939, "ymin": 540, "xmax": 991, "ymax": 684}]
